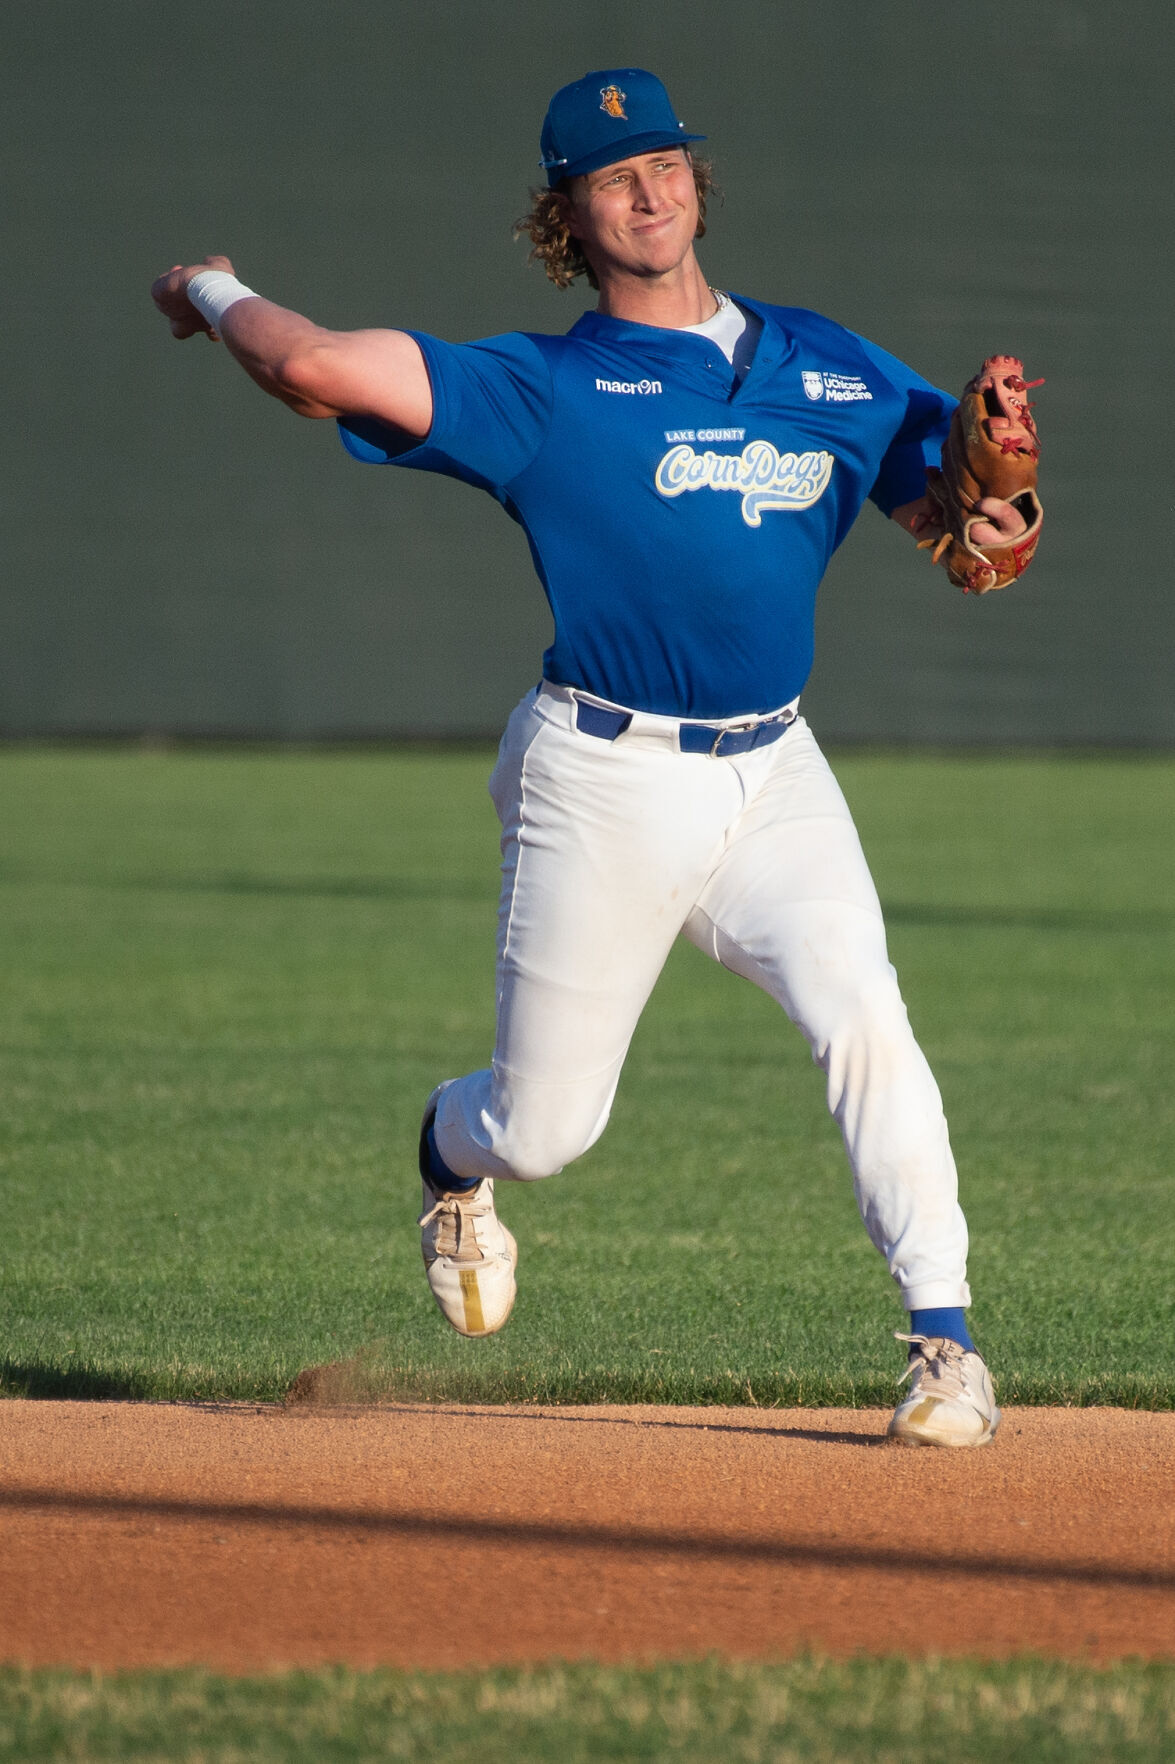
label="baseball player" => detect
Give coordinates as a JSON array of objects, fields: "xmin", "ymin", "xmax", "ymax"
[{"xmin": 152, "ymin": 69, "xmax": 1041, "ymax": 1447}]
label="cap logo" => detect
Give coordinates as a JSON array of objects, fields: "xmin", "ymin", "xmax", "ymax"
[{"xmin": 599, "ymin": 84, "xmax": 627, "ymax": 120}]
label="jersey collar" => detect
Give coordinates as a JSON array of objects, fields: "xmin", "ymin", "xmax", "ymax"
[{"xmin": 568, "ymin": 297, "xmax": 791, "ymax": 382}]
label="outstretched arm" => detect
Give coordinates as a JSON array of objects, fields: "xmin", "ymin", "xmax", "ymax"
[{"xmin": 150, "ymin": 256, "xmax": 433, "ymax": 437}]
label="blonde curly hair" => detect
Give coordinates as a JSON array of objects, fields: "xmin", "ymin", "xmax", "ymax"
[{"xmin": 514, "ymin": 153, "xmax": 716, "ymax": 291}]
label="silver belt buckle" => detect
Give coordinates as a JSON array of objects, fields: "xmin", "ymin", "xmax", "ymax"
[
  {"xmin": 709, "ymin": 715, "xmax": 757, "ymax": 759},
  {"xmin": 710, "ymin": 708, "xmax": 793, "ymax": 759}
]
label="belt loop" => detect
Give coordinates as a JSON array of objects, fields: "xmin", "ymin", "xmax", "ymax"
[{"xmin": 573, "ymin": 696, "xmax": 633, "ymax": 741}]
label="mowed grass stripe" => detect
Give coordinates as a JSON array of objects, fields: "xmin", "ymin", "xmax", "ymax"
[
  {"xmin": 0, "ymin": 749, "xmax": 1171, "ymax": 1406},
  {"xmin": 2, "ymin": 1657, "xmax": 1175, "ymax": 1762}
]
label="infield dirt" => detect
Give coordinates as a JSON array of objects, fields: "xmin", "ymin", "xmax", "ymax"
[{"xmin": 0, "ymin": 1400, "xmax": 1171, "ymax": 1671}]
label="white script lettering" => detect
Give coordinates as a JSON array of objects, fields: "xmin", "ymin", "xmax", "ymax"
[{"xmin": 654, "ymin": 441, "xmax": 835, "ymax": 527}]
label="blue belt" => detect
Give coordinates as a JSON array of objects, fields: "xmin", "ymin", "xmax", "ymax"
[{"xmin": 574, "ymin": 698, "xmax": 796, "ymax": 759}]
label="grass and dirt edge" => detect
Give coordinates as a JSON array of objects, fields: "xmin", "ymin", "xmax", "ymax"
[{"xmin": 3, "ymin": 1352, "xmax": 1173, "ymax": 1411}]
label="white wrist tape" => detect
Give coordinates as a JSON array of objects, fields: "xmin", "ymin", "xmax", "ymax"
[{"xmin": 187, "ymin": 270, "xmax": 259, "ymax": 328}]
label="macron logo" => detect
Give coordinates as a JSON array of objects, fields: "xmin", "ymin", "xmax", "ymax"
[{"xmin": 596, "ymin": 377, "xmax": 662, "ymax": 395}]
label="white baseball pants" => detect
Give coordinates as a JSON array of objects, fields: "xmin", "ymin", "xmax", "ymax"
[{"xmin": 431, "ymin": 683, "xmax": 970, "ymax": 1311}]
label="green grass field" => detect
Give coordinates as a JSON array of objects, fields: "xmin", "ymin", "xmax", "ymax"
[
  {"xmin": 6, "ymin": 1658, "xmax": 1171, "ymax": 1756},
  {"xmin": 0, "ymin": 747, "xmax": 1172, "ymax": 1408},
  {"xmin": 3, "ymin": 1657, "xmax": 1175, "ymax": 1763}
]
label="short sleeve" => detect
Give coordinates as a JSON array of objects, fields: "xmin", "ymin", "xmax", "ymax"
[
  {"xmin": 853, "ymin": 335, "xmax": 956, "ymax": 516},
  {"xmin": 337, "ymin": 330, "xmax": 555, "ymax": 495}
]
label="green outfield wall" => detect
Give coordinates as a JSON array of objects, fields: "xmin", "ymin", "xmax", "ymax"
[{"xmin": 3, "ymin": 2, "xmax": 1169, "ymax": 742}]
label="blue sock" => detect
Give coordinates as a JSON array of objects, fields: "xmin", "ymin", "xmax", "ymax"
[
  {"xmin": 909, "ymin": 1307, "xmax": 975, "ymax": 1353},
  {"xmin": 425, "ymin": 1123, "xmax": 480, "ymax": 1194}
]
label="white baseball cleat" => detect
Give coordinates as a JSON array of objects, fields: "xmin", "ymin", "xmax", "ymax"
[
  {"xmin": 417, "ymin": 1095, "xmax": 517, "ymax": 1337},
  {"xmin": 887, "ymin": 1333, "xmax": 1001, "ymax": 1448}
]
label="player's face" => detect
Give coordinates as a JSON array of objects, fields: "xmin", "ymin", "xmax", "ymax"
[{"xmin": 564, "ymin": 149, "xmax": 699, "ymax": 282}]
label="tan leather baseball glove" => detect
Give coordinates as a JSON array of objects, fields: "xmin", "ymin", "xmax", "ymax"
[{"xmin": 921, "ymin": 355, "xmax": 1043, "ymax": 594}]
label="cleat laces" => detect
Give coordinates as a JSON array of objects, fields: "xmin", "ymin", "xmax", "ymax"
[
  {"xmin": 418, "ymin": 1187, "xmax": 491, "ymax": 1264},
  {"xmin": 894, "ymin": 1332, "xmax": 970, "ymax": 1401}
]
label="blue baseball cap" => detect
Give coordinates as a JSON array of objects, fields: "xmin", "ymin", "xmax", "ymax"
[{"xmin": 540, "ymin": 69, "xmax": 705, "ymax": 186}]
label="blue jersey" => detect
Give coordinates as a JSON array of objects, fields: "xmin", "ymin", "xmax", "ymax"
[{"xmin": 339, "ymin": 299, "xmax": 953, "ymax": 719}]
